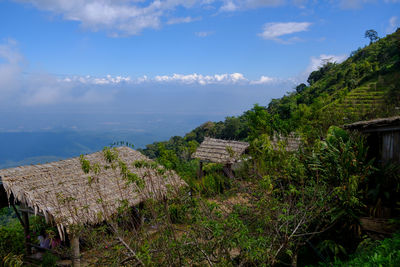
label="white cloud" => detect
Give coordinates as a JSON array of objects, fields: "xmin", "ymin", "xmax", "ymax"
[
  {"xmin": 62, "ymin": 72, "xmax": 286, "ymax": 86},
  {"xmin": 387, "ymin": 16, "xmax": 399, "ymax": 33},
  {"xmin": 250, "ymin": 75, "xmax": 275, "ymax": 84},
  {"xmin": 167, "ymin": 16, "xmax": 201, "ymax": 25},
  {"xmin": 14, "ymin": 0, "xmax": 203, "ymax": 36},
  {"xmin": 220, "ymin": 0, "xmax": 285, "ymax": 11},
  {"xmin": 153, "ymin": 73, "xmax": 247, "ymax": 85},
  {"xmin": 220, "ymin": 1, "xmax": 238, "ymax": 11},
  {"xmin": 307, "ymin": 54, "xmax": 347, "ymax": 73},
  {"xmin": 292, "ymin": 53, "xmax": 348, "ymax": 83},
  {"xmin": 10, "ymin": 1, "xmax": 324, "ymax": 36},
  {"xmin": 258, "ymin": 22, "xmax": 312, "ymax": 43},
  {"xmin": 0, "ymin": 39, "xmax": 24, "ymax": 100},
  {"xmin": 63, "ymin": 74, "xmax": 131, "ymax": 85},
  {"xmin": 0, "ymin": 39, "xmax": 118, "ymax": 106},
  {"xmin": 195, "ymin": 31, "xmax": 214, "ymax": 37}
]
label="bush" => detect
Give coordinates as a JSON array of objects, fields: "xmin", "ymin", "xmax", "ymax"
[
  {"xmin": 324, "ymin": 233, "xmax": 400, "ymax": 266},
  {"xmin": 0, "ymin": 219, "xmax": 24, "ymax": 259},
  {"xmin": 42, "ymin": 251, "xmax": 59, "ymax": 267},
  {"xmin": 168, "ymin": 203, "xmax": 186, "ymax": 224}
]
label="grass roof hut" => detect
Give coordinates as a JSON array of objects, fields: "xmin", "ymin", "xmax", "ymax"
[
  {"xmin": 0, "ymin": 147, "xmax": 186, "ymax": 266},
  {"xmin": 192, "ymin": 137, "xmax": 249, "ymax": 178}
]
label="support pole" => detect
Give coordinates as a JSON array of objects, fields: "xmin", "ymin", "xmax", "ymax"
[
  {"xmin": 71, "ymin": 233, "xmax": 80, "ymax": 267},
  {"xmin": 198, "ymin": 161, "xmax": 204, "ymax": 178},
  {"xmin": 21, "ymin": 203, "xmax": 31, "ymax": 256}
]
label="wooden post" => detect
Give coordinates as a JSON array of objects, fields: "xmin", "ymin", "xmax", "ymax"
[
  {"xmin": 71, "ymin": 233, "xmax": 80, "ymax": 267},
  {"xmin": 20, "ymin": 203, "xmax": 31, "ymax": 256},
  {"xmin": 198, "ymin": 161, "xmax": 204, "ymax": 178}
]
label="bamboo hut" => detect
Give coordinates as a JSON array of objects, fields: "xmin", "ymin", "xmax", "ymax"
[
  {"xmin": 0, "ymin": 147, "xmax": 186, "ymax": 266},
  {"xmin": 192, "ymin": 138, "xmax": 249, "ymax": 178},
  {"xmin": 344, "ymin": 116, "xmax": 400, "ymax": 164}
]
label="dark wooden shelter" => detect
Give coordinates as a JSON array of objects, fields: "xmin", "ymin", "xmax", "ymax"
[
  {"xmin": 192, "ymin": 138, "xmax": 249, "ymax": 178},
  {"xmin": 344, "ymin": 116, "xmax": 400, "ymax": 164}
]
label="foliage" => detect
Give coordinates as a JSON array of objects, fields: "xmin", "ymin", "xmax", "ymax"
[
  {"xmin": 365, "ymin": 29, "xmax": 379, "ymax": 44},
  {"xmin": 323, "ymin": 232, "xmax": 400, "ymax": 266},
  {"xmin": 42, "ymin": 252, "xmax": 59, "ymax": 267},
  {"xmin": 0, "ymin": 219, "xmax": 24, "ymax": 259},
  {"xmin": 2, "ymin": 252, "xmax": 23, "ymax": 267}
]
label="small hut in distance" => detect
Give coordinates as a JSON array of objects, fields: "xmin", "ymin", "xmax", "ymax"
[{"xmin": 192, "ymin": 137, "xmax": 250, "ymax": 178}]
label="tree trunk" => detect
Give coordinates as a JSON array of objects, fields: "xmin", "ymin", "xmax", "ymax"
[
  {"xmin": 71, "ymin": 233, "xmax": 80, "ymax": 267},
  {"xmin": 198, "ymin": 161, "xmax": 204, "ymax": 178}
]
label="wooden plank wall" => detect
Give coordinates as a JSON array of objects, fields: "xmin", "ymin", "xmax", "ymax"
[{"xmin": 382, "ymin": 131, "xmax": 400, "ymax": 163}]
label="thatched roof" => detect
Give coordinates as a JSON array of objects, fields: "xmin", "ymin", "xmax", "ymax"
[
  {"xmin": 344, "ymin": 116, "xmax": 400, "ymax": 132},
  {"xmin": 0, "ymin": 147, "xmax": 185, "ymax": 237},
  {"xmin": 271, "ymin": 133, "xmax": 301, "ymax": 152},
  {"xmin": 192, "ymin": 138, "xmax": 249, "ymax": 164}
]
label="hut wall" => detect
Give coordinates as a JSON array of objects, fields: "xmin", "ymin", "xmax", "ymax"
[{"xmin": 382, "ymin": 131, "xmax": 400, "ymax": 163}]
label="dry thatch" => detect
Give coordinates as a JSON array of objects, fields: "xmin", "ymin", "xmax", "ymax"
[
  {"xmin": 192, "ymin": 138, "xmax": 249, "ymax": 164},
  {"xmin": 0, "ymin": 147, "xmax": 186, "ymax": 238},
  {"xmin": 344, "ymin": 116, "xmax": 400, "ymax": 132},
  {"xmin": 271, "ymin": 133, "xmax": 301, "ymax": 152}
]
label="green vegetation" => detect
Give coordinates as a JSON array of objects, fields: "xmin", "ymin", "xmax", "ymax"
[
  {"xmin": 1, "ymin": 29, "xmax": 399, "ymax": 266},
  {"xmin": 324, "ymin": 232, "xmax": 400, "ymax": 267}
]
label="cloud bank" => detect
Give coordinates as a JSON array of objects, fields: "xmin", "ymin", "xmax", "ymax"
[{"xmin": 0, "ymin": 39, "xmax": 346, "ymax": 118}]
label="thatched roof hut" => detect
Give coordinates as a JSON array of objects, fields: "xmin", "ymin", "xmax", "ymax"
[
  {"xmin": 0, "ymin": 147, "xmax": 186, "ymax": 238},
  {"xmin": 192, "ymin": 137, "xmax": 249, "ymax": 164}
]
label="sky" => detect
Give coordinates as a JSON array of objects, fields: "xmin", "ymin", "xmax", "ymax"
[{"xmin": 0, "ymin": 0, "xmax": 399, "ymax": 136}]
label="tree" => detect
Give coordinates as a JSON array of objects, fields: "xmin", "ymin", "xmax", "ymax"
[
  {"xmin": 365, "ymin": 29, "xmax": 379, "ymax": 44},
  {"xmin": 295, "ymin": 83, "xmax": 307, "ymax": 93}
]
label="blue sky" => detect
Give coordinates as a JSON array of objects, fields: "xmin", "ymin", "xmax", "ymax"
[{"xmin": 0, "ymin": 0, "xmax": 399, "ymax": 135}]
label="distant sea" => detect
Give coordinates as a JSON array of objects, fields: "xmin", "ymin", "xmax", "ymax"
[{"xmin": 0, "ymin": 113, "xmax": 227, "ymax": 169}]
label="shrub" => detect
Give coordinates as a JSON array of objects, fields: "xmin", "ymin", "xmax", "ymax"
[
  {"xmin": 324, "ymin": 232, "xmax": 400, "ymax": 266},
  {"xmin": 0, "ymin": 220, "xmax": 24, "ymax": 259}
]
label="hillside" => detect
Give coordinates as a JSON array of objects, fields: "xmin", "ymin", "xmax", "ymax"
[{"xmin": 141, "ymin": 29, "xmax": 400, "ymax": 158}]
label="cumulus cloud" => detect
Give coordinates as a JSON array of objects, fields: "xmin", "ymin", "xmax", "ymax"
[
  {"xmin": 387, "ymin": 16, "xmax": 399, "ymax": 33},
  {"xmin": 14, "ymin": 0, "xmax": 203, "ymax": 35},
  {"xmin": 10, "ymin": 1, "xmax": 324, "ymax": 36},
  {"xmin": 258, "ymin": 22, "xmax": 311, "ymax": 43},
  {"xmin": 63, "ymin": 74, "xmax": 131, "ymax": 85},
  {"xmin": 59, "ymin": 72, "xmax": 287, "ymax": 86},
  {"xmin": 153, "ymin": 73, "xmax": 247, "ymax": 85}
]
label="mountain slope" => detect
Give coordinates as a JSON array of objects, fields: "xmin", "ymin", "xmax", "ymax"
[{"xmin": 141, "ymin": 29, "xmax": 400, "ymax": 158}]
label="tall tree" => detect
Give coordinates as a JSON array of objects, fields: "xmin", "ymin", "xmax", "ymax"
[{"xmin": 365, "ymin": 29, "xmax": 379, "ymax": 44}]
